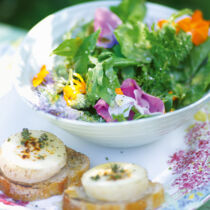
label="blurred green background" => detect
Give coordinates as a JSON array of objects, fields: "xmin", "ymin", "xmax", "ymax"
[{"xmin": 0, "ymin": 0, "xmax": 209, "ymax": 30}]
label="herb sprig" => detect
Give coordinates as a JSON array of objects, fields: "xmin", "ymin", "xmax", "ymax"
[{"xmin": 21, "ymin": 128, "xmax": 31, "ymax": 145}]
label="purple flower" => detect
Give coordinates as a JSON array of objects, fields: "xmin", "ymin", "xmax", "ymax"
[
  {"xmin": 121, "ymin": 79, "xmax": 165, "ymax": 114},
  {"xmin": 94, "ymin": 8, "xmax": 122, "ymax": 48},
  {"xmin": 94, "ymin": 79, "xmax": 165, "ymax": 122},
  {"xmin": 43, "ymin": 73, "xmax": 54, "ymax": 85}
]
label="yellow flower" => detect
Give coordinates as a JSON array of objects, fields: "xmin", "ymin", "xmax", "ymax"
[
  {"xmin": 32, "ymin": 65, "xmax": 49, "ymax": 87},
  {"xmin": 63, "ymin": 72, "xmax": 86, "ymax": 106},
  {"xmin": 72, "ymin": 73, "xmax": 86, "ymax": 94}
]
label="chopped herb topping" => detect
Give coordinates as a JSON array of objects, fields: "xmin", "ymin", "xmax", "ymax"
[
  {"xmin": 21, "ymin": 128, "xmax": 32, "ymax": 145},
  {"xmin": 7, "ymin": 138, "xmax": 11, "ymax": 142},
  {"xmin": 21, "ymin": 128, "xmax": 31, "ymax": 140},
  {"xmin": 105, "ymin": 157, "xmax": 109, "ymax": 160},
  {"xmin": 38, "ymin": 133, "xmax": 48, "ymax": 148},
  {"xmin": 91, "ymin": 174, "xmax": 100, "ymax": 181},
  {"xmin": 111, "ymin": 164, "xmax": 120, "ymax": 173},
  {"xmin": 104, "ymin": 164, "xmax": 127, "ymax": 180}
]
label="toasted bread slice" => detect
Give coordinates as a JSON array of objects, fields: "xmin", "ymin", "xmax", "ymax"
[
  {"xmin": 63, "ymin": 182, "xmax": 164, "ymax": 210},
  {"xmin": 0, "ymin": 147, "xmax": 89, "ymax": 202}
]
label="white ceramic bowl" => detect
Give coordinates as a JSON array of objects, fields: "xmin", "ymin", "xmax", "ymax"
[{"xmin": 14, "ymin": 1, "xmax": 210, "ymax": 148}]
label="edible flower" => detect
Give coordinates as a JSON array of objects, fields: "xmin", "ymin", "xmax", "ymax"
[
  {"xmin": 120, "ymin": 79, "xmax": 165, "ymax": 114},
  {"xmin": 94, "ymin": 79, "xmax": 165, "ymax": 122},
  {"xmin": 158, "ymin": 10, "xmax": 210, "ymax": 46},
  {"xmin": 63, "ymin": 72, "xmax": 86, "ymax": 106},
  {"xmin": 177, "ymin": 10, "xmax": 210, "ymax": 46},
  {"xmin": 32, "ymin": 65, "xmax": 49, "ymax": 87},
  {"xmin": 94, "ymin": 99, "xmax": 112, "ymax": 122},
  {"xmin": 94, "ymin": 8, "xmax": 122, "ymax": 48}
]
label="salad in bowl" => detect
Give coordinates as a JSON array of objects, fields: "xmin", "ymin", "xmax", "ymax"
[
  {"xmin": 15, "ymin": 0, "xmax": 210, "ymax": 147},
  {"xmin": 31, "ymin": 0, "xmax": 210, "ymax": 123}
]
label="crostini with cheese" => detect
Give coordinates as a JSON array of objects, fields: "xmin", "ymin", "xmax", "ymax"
[
  {"xmin": 63, "ymin": 162, "xmax": 164, "ymax": 210},
  {"xmin": 0, "ymin": 129, "xmax": 90, "ymax": 201}
]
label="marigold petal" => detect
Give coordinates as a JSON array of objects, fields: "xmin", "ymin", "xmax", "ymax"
[
  {"xmin": 73, "ymin": 73, "xmax": 85, "ymax": 83},
  {"xmin": 32, "ymin": 65, "xmax": 49, "ymax": 87},
  {"xmin": 63, "ymin": 85, "xmax": 78, "ymax": 104},
  {"xmin": 73, "ymin": 79, "xmax": 86, "ymax": 94}
]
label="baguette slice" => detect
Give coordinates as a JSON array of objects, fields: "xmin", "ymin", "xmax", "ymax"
[
  {"xmin": 63, "ymin": 182, "xmax": 164, "ymax": 210},
  {"xmin": 0, "ymin": 147, "xmax": 89, "ymax": 202}
]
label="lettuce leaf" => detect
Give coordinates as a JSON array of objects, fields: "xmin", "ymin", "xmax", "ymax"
[
  {"xmin": 86, "ymin": 56, "xmax": 120, "ymax": 105},
  {"xmin": 114, "ymin": 22, "xmax": 151, "ymax": 63},
  {"xmin": 110, "ymin": 0, "xmax": 146, "ymax": 23},
  {"xmin": 53, "ymin": 30, "xmax": 100, "ymax": 76},
  {"xmin": 52, "ymin": 38, "xmax": 82, "ymax": 57},
  {"xmin": 74, "ymin": 30, "xmax": 100, "ymax": 75},
  {"xmin": 184, "ymin": 37, "xmax": 210, "ymax": 78}
]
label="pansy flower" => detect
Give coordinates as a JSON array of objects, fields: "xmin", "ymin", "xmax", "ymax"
[
  {"xmin": 94, "ymin": 79, "xmax": 165, "ymax": 122},
  {"xmin": 94, "ymin": 8, "xmax": 122, "ymax": 48}
]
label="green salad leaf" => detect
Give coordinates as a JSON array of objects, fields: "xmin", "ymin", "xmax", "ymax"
[
  {"xmin": 53, "ymin": 30, "xmax": 100, "ymax": 76},
  {"xmin": 74, "ymin": 30, "xmax": 100, "ymax": 75},
  {"xmin": 110, "ymin": 0, "xmax": 146, "ymax": 23},
  {"xmin": 146, "ymin": 24, "xmax": 193, "ymax": 71},
  {"xmin": 184, "ymin": 37, "xmax": 210, "ymax": 79},
  {"xmin": 86, "ymin": 56, "xmax": 121, "ymax": 105},
  {"xmin": 182, "ymin": 53, "xmax": 210, "ymax": 106},
  {"xmin": 114, "ymin": 22, "xmax": 151, "ymax": 63},
  {"xmin": 53, "ymin": 38, "xmax": 82, "ymax": 57}
]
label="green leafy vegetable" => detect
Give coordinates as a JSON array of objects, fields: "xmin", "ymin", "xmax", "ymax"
[
  {"xmin": 52, "ymin": 38, "xmax": 82, "ymax": 57},
  {"xmin": 53, "ymin": 30, "xmax": 100, "ymax": 76},
  {"xmin": 111, "ymin": 0, "xmax": 146, "ymax": 23},
  {"xmin": 86, "ymin": 56, "xmax": 121, "ymax": 105},
  {"xmin": 74, "ymin": 30, "xmax": 100, "ymax": 75},
  {"xmin": 146, "ymin": 25, "xmax": 193, "ymax": 71},
  {"xmin": 183, "ymin": 38, "xmax": 210, "ymax": 79},
  {"xmin": 114, "ymin": 22, "xmax": 151, "ymax": 63}
]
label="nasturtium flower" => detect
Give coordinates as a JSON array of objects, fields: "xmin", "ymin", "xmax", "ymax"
[
  {"xmin": 94, "ymin": 8, "xmax": 122, "ymax": 48},
  {"xmin": 177, "ymin": 10, "xmax": 210, "ymax": 46},
  {"xmin": 32, "ymin": 65, "xmax": 49, "ymax": 87},
  {"xmin": 158, "ymin": 10, "xmax": 210, "ymax": 46}
]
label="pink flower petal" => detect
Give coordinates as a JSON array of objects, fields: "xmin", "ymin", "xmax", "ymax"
[
  {"xmin": 94, "ymin": 8, "xmax": 122, "ymax": 48},
  {"xmin": 121, "ymin": 79, "xmax": 165, "ymax": 113},
  {"xmin": 94, "ymin": 99, "xmax": 112, "ymax": 122}
]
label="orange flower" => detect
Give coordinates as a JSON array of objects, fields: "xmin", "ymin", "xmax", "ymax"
[
  {"xmin": 158, "ymin": 20, "xmax": 169, "ymax": 28},
  {"xmin": 32, "ymin": 65, "xmax": 49, "ymax": 87},
  {"xmin": 63, "ymin": 73, "xmax": 86, "ymax": 106},
  {"xmin": 115, "ymin": 88, "xmax": 123, "ymax": 95},
  {"xmin": 177, "ymin": 10, "xmax": 210, "ymax": 46}
]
